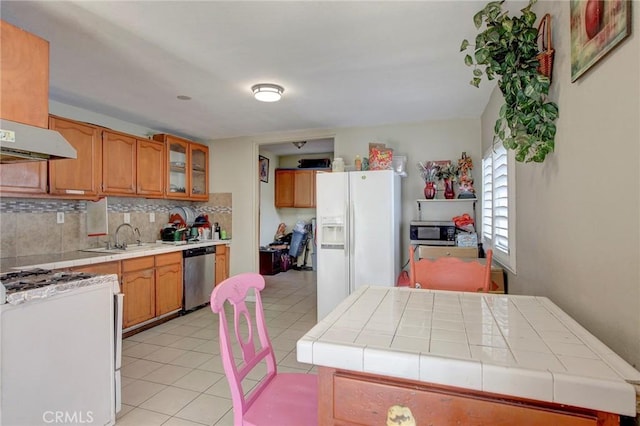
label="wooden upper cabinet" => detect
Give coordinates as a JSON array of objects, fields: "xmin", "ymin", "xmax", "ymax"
[
  {"xmin": 48, "ymin": 115, "xmax": 101, "ymax": 198},
  {"xmin": 102, "ymin": 130, "xmax": 136, "ymax": 195},
  {"xmin": 102, "ymin": 132, "xmax": 165, "ymax": 198},
  {"xmin": 0, "ymin": 162, "xmax": 48, "ymax": 195},
  {"xmin": 162, "ymin": 135, "xmax": 188, "ymax": 199},
  {"xmin": 136, "ymin": 138, "xmax": 164, "ymax": 198},
  {"xmin": 153, "ymin": 133, "xmax": 208, "ymax": 201},
  {"xmin": 0, "ymin": 20, "xmax": 49, "ymax": 197},
  {"xmin": 189, "ymin": 143, "xmax": 208, "ymax": 200},
  {"xmin": 0, "ymin": 20, "xmax": 49, "ymax": 128},
  {"xmin": 274, "ymin": 169, "xmax": 318, "ymax": 208},
  {"xmin": 275, "ymin": 169, "xmax": 295, "ymax": 207},
  {"xmin": 294, "ymin": 170, "xmax": 315, "ymax": 208}
]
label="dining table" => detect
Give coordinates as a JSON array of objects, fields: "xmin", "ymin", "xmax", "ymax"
[{"xmin": 297, "ymin": 285, "xmax": 640, "ymax": 425}]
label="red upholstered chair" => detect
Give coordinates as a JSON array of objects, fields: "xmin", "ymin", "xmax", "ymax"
[
  {"xmin": 409, "ymin": 246, "xmax": 493, "ymax": 292},
  {"xmin": 210, "ymin": 273, "xmax": 318, "ymax": 426}
]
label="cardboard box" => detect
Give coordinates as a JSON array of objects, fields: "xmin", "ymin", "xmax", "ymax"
[{"xmin": 456, "ymin": 233, "xmax": 478, "ymax": 247}]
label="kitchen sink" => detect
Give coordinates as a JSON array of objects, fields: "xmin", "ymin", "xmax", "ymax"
[{"xmin": 81, "ymin": 243, "xmax": 161, "ymax": 254}]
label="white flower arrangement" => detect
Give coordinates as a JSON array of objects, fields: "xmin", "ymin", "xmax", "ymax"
[{"xmin": 417, "ymin": 161, "xmax": 439, "ymax": 183}]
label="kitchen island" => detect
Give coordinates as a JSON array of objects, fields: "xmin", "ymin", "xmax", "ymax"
[{"xmin": 297, "ymin": 286, "xmax": 640, "ymax": 425}]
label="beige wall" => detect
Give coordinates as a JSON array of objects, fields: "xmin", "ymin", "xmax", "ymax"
[
  {"xmin": 211, "ymin": 119, "xmax": 482, "ymax": 278},
  {"xmin": 481, "ymin": 1, "xmax": 639, "ymax": 367},
  {"xmin": 335, "ymin": 120, "xmax": 482, "ymax": 265}
]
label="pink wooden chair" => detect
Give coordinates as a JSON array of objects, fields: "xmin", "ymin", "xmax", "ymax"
[
  {"xmin": 210, "ymin": 272, "xmax": 318, "ymax": 426},
  {"xmin": 409, "ymin": 246, "xmax": 493, "ymax": 292}
]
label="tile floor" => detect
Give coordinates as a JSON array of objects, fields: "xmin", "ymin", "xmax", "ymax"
[{"xmin": 116, "ymin": 269, "xmax": 317, "ymax": 426}]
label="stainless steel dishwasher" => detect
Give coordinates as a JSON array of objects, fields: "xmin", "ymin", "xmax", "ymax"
[{"xmin": 182, "ymin": 245, "xmax": 216, "ymax": 312}]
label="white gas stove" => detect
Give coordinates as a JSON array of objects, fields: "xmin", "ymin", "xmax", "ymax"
[
  {"xmin": 0, "ymin": 268, "xmax": 123, "ymax": 426},
  {"xmin": 1, "ymin": 268, "xmax": 100, "ymax": 304}
]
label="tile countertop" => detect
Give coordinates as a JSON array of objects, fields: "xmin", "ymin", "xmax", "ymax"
[
  {"xmin": 297, "ymin": 285, "xmax": 640, "ymax": 417},
  {"xmin": 0, "ymin": 240, "xmax": 232, "ymax": 272}
]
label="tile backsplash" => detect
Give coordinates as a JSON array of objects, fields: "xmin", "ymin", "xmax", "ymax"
[{"xmin": 0, "ymin": 194, "xmax": 232, "ymax": 258}]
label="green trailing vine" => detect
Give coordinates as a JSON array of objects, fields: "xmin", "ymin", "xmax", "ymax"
[{"xmin": 461, "ymin": 0, "xmax": 559, "ymax": 163}]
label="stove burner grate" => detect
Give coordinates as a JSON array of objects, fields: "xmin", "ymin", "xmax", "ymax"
[{"xmin": 1, "ymin": 270, "xmax": 95, "ymax": 295}]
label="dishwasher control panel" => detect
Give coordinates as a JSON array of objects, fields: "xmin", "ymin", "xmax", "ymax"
[{"xmin": 183, "ymin": 245, "xmax": 216, "ymax": 258}]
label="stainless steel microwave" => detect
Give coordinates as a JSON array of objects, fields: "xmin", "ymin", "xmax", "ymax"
[{"xmin": 410, "ymin": 221, "xmax": 456, "ymax": 246}]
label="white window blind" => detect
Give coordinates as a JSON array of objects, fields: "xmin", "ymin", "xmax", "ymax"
[
  {"xmin": 481, "ymin": 155, "xmax": 493, "ymax": 242},
  {"xmin": 482, "ymin": 144, "xmax": 515, "ymax": 271}
]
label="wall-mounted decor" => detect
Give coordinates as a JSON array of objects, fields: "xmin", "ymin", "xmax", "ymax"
[
  {"xmin": 570, "ymin": 0, "xmax": 632, "ymax": 82},
  {"xmin": 461, "ymin": 0, "xmax": 559, "ymax": 163},
  {"xmin": 259, "ymin": 155, "xmax": 269, "ymax": 183}
]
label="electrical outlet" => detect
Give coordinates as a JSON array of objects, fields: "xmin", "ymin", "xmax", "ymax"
[
  {"xmin": 56, "ymin": 212, "xmax": 65, "ymax": 224},
  {"xmin": 149, "ymin": 212, "xmax": 155, "ymax": 223},
  {"xmin": 124, "ymin": 213, "xmax": 130, "ymax": 224}
]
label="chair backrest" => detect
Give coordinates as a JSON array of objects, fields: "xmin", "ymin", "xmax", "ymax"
[
  {"xmin": 409, "ymin": 246, "xmax": 493, "ymax": 292},
  {"xmin": 417, "ymin": 245, "xmax": 478, "ymax": 259},
  {"xmin": 210, "ymin": 273, "xmax": 277, "ymax": 422}
]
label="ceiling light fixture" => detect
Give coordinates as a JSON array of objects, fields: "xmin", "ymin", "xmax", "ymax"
[
  {"xmin": 251, "ymin": 83, "xmax": 284, "ymax": 102},
  {"xmin": 292, "ymin": 141, "xmax": 306, "ymax": 149}
]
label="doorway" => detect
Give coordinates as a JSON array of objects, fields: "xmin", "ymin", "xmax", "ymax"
[{"xmin": 257, "ymin": 138, "xmax": 334, "ymax": 279}]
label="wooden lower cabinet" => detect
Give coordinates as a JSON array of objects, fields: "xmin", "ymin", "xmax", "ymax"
[
  {"xmin": 319, "ymin": 367, "xmax": 620, "ymax": 426},
  {"xmin": 71, "ymin": 261, "xmax": 120, "ymax": 276},
  {"xmin": 78, "ymin": 253, "xmax": 183, "ymax": 330},
  {"xmin": 122, "ymin": 256, "xmax": 156, "ymax": 329},
  {"xmin": 215, "ymin": 244, "xmax": 230, "ymax": 285},
  {"xmin": 155, "ymin": 252, "xmax": 183, "ymax": 316}
]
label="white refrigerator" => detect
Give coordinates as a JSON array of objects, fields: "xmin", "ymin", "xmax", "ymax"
[{"xmin": 316, "ymin": 170, "xmax": 401, "ymax": 321}]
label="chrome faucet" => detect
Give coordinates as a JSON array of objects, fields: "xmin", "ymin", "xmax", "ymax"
[{"xmin": 114, "ymin": 223, "xmax": 141, "ymax": 249}]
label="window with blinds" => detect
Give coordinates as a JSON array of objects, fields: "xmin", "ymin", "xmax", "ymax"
[{"xmin": 482, "ymin": 144, "xmax": 515, "ymax": 271}]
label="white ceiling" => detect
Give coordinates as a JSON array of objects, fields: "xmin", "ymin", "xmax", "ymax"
[{"xmin": 1, "ymin": 1, "xmax": 501, "ymax": 155}]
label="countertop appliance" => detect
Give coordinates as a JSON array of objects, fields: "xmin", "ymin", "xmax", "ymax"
[
  {"xmin": 0, "ymin": 269, "xmax": 123, "ymax": 425},
  {"xmin": 409, "ymin": 220, "xmax": 456, "ymax": 246},
  {"xmin": 316, "ymin": 170, "xmax": 401, "ymax": 321},
  {"xmin": 183, "ymin": 245, "xmax": 216, "ymax": 311}
]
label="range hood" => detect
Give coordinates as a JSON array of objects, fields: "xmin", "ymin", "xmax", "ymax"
[{"xmin": 0, "ymin": 119, "xmax": 77, "ymax": 163}]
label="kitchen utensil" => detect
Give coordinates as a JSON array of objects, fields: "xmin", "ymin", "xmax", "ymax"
[
  {"xmin": 169, "ymin": 207, "xmax": 187, "ymax": 225},
  {"xmin": 183, "ymin": 206, "xmax": 196, "ymax": 225}
]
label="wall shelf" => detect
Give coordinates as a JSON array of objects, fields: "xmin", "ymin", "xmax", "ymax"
[
  {"xmin": 416, "ymin": 198, "xmax": 477, "ymax": 223},
  {"xmin": 416, "ymin": 198, "xmax": 477, "ymax": 203}
]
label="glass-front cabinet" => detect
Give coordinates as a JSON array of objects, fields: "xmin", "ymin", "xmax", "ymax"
[
  {"xmin": 189, "ymin": 144, "xmax": 208, "ymax": 200},
  {"xmin": 153, "ymin": 134, "xmax": 209, "ymax": 200},
  {"xmin": 167, "ymin": 138, "xmax": 188, "ymax": 197}
]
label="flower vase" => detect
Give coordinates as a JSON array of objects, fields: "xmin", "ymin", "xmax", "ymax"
[
  {"xmin": 424, "ymin": 182, "xmax": 436, "ymax": 199},
  {"xmin": 444, "ymin": 178, "xmax": 455, "ymax": 199}
]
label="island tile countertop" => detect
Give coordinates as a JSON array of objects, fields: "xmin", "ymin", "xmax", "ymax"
[
  {"xmin": 297, "ymin": 285, "xmax": 640, "ymax": 417},
  {"xmin": 0, "ymin": 240, "xmax": 231, "ymax": 272}
]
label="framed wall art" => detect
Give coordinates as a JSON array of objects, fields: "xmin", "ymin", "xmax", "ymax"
[
  {"xmin": 259, "ymin": 155, "xmax": 269, "ymax": 183},
  {"xmin": 570, "ymin": 0, "xmax": 632, "ymax": 82}
]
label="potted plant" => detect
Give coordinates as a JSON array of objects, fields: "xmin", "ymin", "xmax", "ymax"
[
  {"xmin": 436, "ymin": 162, "xmax": 458, "ymax": 199},
  {"xmin": 417, "ymin": 161, "xmax": 439, "ymax": 199},
  {"xmin": 460, "ymin": 0, "xmax": 559, "ymax": 163}
]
